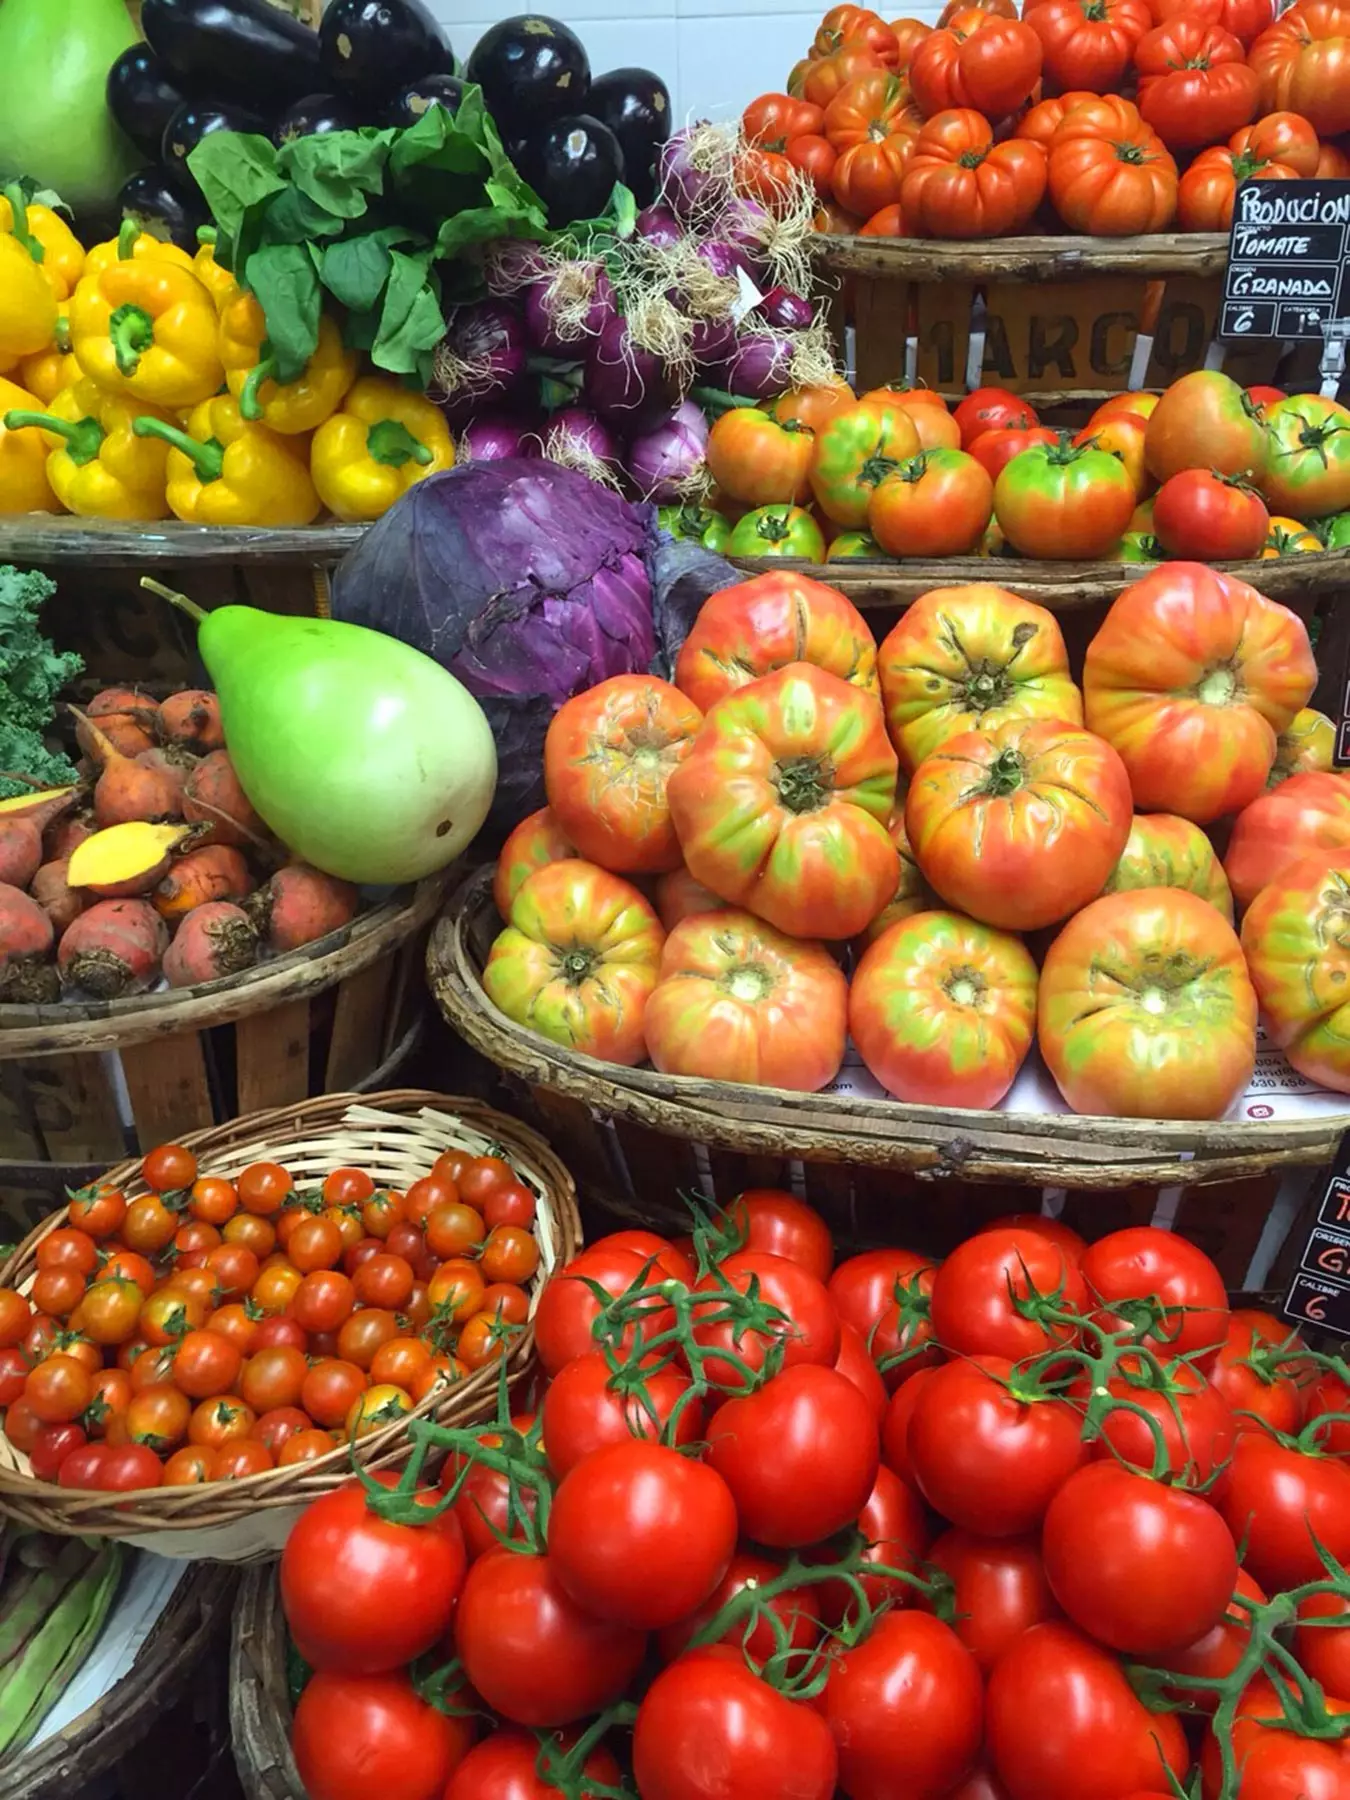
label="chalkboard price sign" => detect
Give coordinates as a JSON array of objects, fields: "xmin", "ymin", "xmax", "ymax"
[
  {"xmin": 1220, "ymin": 179, "xmax": 1350, "ymax": 343},
  {"xmin": 1283, "ymin": 1154, "xmax": 1350, "ymax": 1338}
]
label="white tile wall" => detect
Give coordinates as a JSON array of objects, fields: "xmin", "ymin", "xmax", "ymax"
[{"xmin": 427, "ymin": 4, "xmax": 944, "ymax": 124}]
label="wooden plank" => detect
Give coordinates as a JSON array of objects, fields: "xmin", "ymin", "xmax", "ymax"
[
  {"xmin": 240, "ymin": 565, "xmax": 328, "ymax": 620},
  {"xmin": 0, "ymin": 1065, "xmax": 42, "ymax": 1163},
  {"xmin": 21, "ymin": 1054, "xmax": 127, "ymax": 1164},
  {"xmin": 235, "ymin": 998, "xmax": 312, "ymax": 1118},
  {"xmin": 853, "ymin": 274, "xmax": 914, "ymax": 394},
  {"xmin": 982, "ymin": 277, "xmax": 1149, "ymax": 395},
  {"xmin": 1172, "ymin": 1176, "xmax": 1280, "ymax": 1291},
  {"xmin": 119, "ymin": 1032, "xmax": 216, "ymax": 1150},
  {"xmin": 817, "ymin": 232, "xmax": 1231, "ymax": 282},
  {"xmin": 0, "ymin": 518, "xmax": 365, "ymax": 567},
  {"xmin": 1144, "ymin": 274, "xmax": 1222, "ymax": 388},
  {"xmin": 913, "ymin": 282, "xmax": 973, "ymax": 395},
  {"xmin": 324, "ymin": 961, "xmax": 390, "ymax": 1093}
]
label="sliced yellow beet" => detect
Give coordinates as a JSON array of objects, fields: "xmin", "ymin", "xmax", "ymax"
[
  {"xmin": 0, "ymin": 785, "xmax": 76, "ymax": 818},
  {"xmin": 68, "ymin": 822, "xmax": 191, "ymax": 891}
]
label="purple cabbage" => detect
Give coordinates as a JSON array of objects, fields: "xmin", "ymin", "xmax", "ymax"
[
  {"xmin": 459, "ymin": 414, "xmax": 538, "ymax": 462},
  {"xmin": 439, "ymin": 299, "xmax": 528, "ymax": 406},
  {"xmin": 585, "ymin": 314, "xmax": 680, "ymax": 435},
  {"xmin": 635, "ymin": 203, "xmax": 683, "ymax": 247},
  {"xmin": 723, "ymin": 329, "xmax": 798, "ymax": 400},
  {"xmin": 756, "ymin": 288, "xmax": 814, "ymax": 331},
  {"xmin": 626, "ymin": 401, "xmax": 709, "ymax": 503},
  {"xmin": 524, "ymin": 265, "xmax": 616, "ymax": 356}
]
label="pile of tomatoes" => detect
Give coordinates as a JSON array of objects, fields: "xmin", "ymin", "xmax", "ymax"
[
  {"xmin": 0, "ymin": 1137, "xmax": 543, "ymax": 1490},
  {"xmin": 746, "ymin": 2, "xmax": 1350, "ymax": 240},
  {"xmin": 479, "ymin": 548, "xmax": 1350, "ymax": 1120},
  {"xmin": 277, "ymin": 1193, "xmax": 1350, "ymax": 1800},
  {"xmin": 703, "ymin": 371, "xmax": 1350, "ymax": 566}
]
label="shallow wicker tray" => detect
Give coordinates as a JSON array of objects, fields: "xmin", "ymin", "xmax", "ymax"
[
  {"xmin": 428, "ymin": 866, "xmax": 1350, "ymax": 1192},
  {"xmin": 0, "ymin": 1560, "xmax": 235, "ymax": 1800},
  {"xmin": 0, "ymin": 1089, "xmax": 581, "ymax": 1561}
]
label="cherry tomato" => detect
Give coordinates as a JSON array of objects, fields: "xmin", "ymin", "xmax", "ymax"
[
  {"xmin": 103, "ymin": 1249, "xmax": 157, "ymax": 1295},
  {"xmin": 280, "ymin": 1429, "xmax": 339, "ymax": 1466},
  {"xmin": 215, "ymin": 1440, "xmax": 274, "ymax": 1478},
  {"xmin": 96, "ymin": 1443, "xmax": 166, "ymax": 1490},
  {"xmin": 425, "ymin": 1203, "xmax": 485, "ymax": 1261},
  {"xmin": 240, "ymin": 1344, "xmax": 309, "ymax": 1413},
  {"xmin": 292, "ymin": 1270, "xmax": 357, "ymax": 1334},
  {"xmin": 253, "ymin": 1406, "xmax": 312, "ymax": 1457},
  {"xmin": 67, "ymin": 1184, "xmax": 127, "ymax": 1239},
  {"xmin": 126, "ymin": 1383, "xmax": 191, "ymax": 1452},
  {"xmin": 336, "ymin": 1308, "xmax": 401, "ymax": 1369},
  {"xmin": 141, "ymin": 1288, "xmax": 206, "ymax": 1347},
  {"xmin": 428, "ymin": 1259, "xmax": 486, "ymax": 1324},
  {"xmin": 0, "ymin": 1288, "xmax": 32, "ymax": 1348},
  {"xmin": 36, "ymin": 1227, "xmax": 99, "ymax": 1276},
  {"xmin": 480, "ymin": 1225, "xmax": 539, "ymax": 1286},
  {"xmin": 142, "ymin": 1142, "xmax": 198, "ymax": 1192},
  {"xmin": 204, "ymin": 1243, "xmax": 260, "ymax": 1302},
  {"xmin": 25, "ymin": 1353, "xmax": 94, "ymax": 1423},
  {"xmin": 369, "ymin": 1336, "xmax": 432, "ymax": 1392},
  {"xmin": 345, "ymin": 1384, "xmax": 413, "ymax": 1437},
  {"xmin": 353, "ymin": 1254, "xmax": 415, "ymax": 1311},
  {"xmin": 361, "ymin": 1190, "xmax": 405, "ymax": 1239},
  {"xmin": 72, "ymin": 1277, "xmax": 142, "ymax": 1346},
  {"xmin": 323, "ymin": 1167, "xmax": 375, "ymax": 1208},
  {"xmin": 251, "ymin": 1263, "xmax": 302, "ymax": 1315},
  {"xmin": 163, "ymin": 1445, "xmax": 217, "ymax": 1485},
  {"xmin": 254, "ymin": 1315, "xmax": 307, "ymax": 1353},
  {"xmin": 237, "ymin": 1161, "xmax": 294, "ymax": 1216},
  {"xmin": 187, "ymin": 1393, "xmax": 256, "ymax": 1449},
  {"xmin": 0, "ymin": 1346, "xmax": 30, "ymax": 1406},
  {"xmin": 289, "ymin": 1216, "xmax": 343, "ymax": 1274},
  {"xmin": 122, "ymin": 1194, "xmax": 179, "ymax": 1255},
  {"xmin": 482, "ymin": 1182, "xmax": 536, "ymax": 1230},
  {"xmin": 222, "ymin": 1213, "xmax": 276, "ymax": 1258},
  {"xmin": 31, "ymin": 1267, "xmax": 87, "ymax": 1318},
  {"xmin": 188, "ymin": 1175, "xmax": 238, "ymax": 1225},
  {"xmin": 172, "ymin": 1328, "xmax": 243, "ymax": 1400},
  {"xmin": 301, "ymin": 1359, "xmax": 368, "ymax": 1429}
]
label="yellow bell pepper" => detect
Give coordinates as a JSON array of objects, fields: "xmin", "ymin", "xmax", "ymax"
[
  {"xmin": 70, "ymin": 251, "xmax": 223, "ymax": 411},
  {"xmin": 3, "ymin": 377, "xmax": 172, "ymax": 520},
  {"xmin": 0, "ymin": 186, "xmax": 84, "ymax": 302},
  {"xmin": 0, "ymin": 376, "xmax": 59, "ymax": 515},
  {"xmin": 193, "ymin": 239, "xmax": 238, "ymax": 313},
  {"xmin": 311, "ymin": 377, "xmax": 455, "ymax": 522},
  {"xmin": 0, "ymin": 236, "xmax": 58, "ymax": 362},
  {"xmin": 218, "ymin": 292, "xmax": 356, "ymax": 436},
  {"xmin": 134, "ymin": 394, "xmax": 321, "ymax": 527},
  {"xmin": 84, "ymin": 221, "xmax": 195, "ymax": 281},
  {"xmin": 18, "ymin": 312, "xmax": 73, "ymax": 405}
]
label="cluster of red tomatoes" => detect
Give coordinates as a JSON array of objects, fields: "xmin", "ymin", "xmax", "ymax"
[
  {"xmin": 277, "ymin": 1195, "xmax": 1350, "ymax": 1800},
  {"xmin": 0, "ymin": 1139, "xmax": 542, "ymax": 1490},
  {"xmin": 703, "ymin": 367, "xmax": 1350, "ymax": 566},
  {"xmin": 746, "ymin": 1, "xmax": 1350, "ymax": 240},
  {"xmin": 479, "ymin": 546, "xmax": 1350, "ymax": 1120}
]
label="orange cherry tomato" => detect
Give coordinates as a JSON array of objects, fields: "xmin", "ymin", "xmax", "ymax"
[
  {"xmin": 31, "ymin": 1268, "xmax": 87, "ymax": 1318},
  {"xmin": 481, "ymin": 1283, "xmax": 531, "ymax": 1326},
  {"xmin": 240, "ymin": 1344, "xmax": 308, "ymax": 1413},
  {"xmin": 251, "ymin": 1263, "xmax": 302, "ymax": 1315},
  {"xmin": 73, "ymin": 1277, "xmax": 142, "ymax": 1346},
  {"xmin": 300, "ymin": 1359, "xmax": 368, "ymax": 1429},
  {"xmin": 353, "ymin": 1254, "xmax": 415, "ymax": 1311},
  {"xmin": 322, "ymin": 1167, "xmax": 375, "ymax": 1208},
  {"xmin": 188, "ymin": 1177, "xmax": 238, "ymax": 1225},
  {"xmin": 222, "ymin": 1213, "xmax": 276, "ymax": 1258},
  {"xmin": 411, "ymin": 1354, "xmax": 469, "ymax": 1402},
  {"xmin": 67, "ymin": 1185, "xmax": 127, "ymax": 1239},
  {"xmin": 336, "ymin": 1308, "xmax": 400, "ymax": 1370},
  {"xmin": 280, "ymin": 1428, "xmax": 340, "ymax": 1466},
  {"xmin": 361, "ymin": 1190, "xmax": 405, "ymax": 1239},
  {"xmin": 25, "ymin": 1354, "xmax": 93, "ymax": 1423},
  {"xmin": 428, "ymin": 1259, "xmax": 487, "ymax": 1324},
  {"xmin": 204, "ymin": 1243, "xmax": 260, "ymax": 1301},
  {"xmin": 127, "ymin": 1383, "xmax": 192, "ymax": 1452},
  {"xmin": 480, "ymin": 1226, "xmax": 540, "ymax": 1286},
  {"xmin": 370, "ymin": 1336, "xmax": 433, "ymax": 1390},
  {"xmin": 425, "ymin": 1203, "xmax": 486, "ymax": 1262},
  {"xmin": 291, "ymin": 1270, "xmax": 357, "ymax": 1335},
  {"xmin": 173, "ymin": 1329, "xmax": 243, "ymax": 1400},
  {"xmin": 142, "ymin": 1142, "xmax": 198, "ymax": 1193},
  {"xmin": 288, "ymin": 1216, "xmax": 344, "ymax": 1273},
  {"xmin": 458, "ymin": 1313, "xmax": 512, "ymax": 1370},
  {"xmin": 123, "ymin": 1194, "xmax": 179, "ymax": 1255},
  {"xmin": 215, "ymin": 1439, "xmax": 274, "ymax": 1479},
  {"xmin": 141, "ymin": 1288, "xmax": 206, "ymax": 1347},
  {"xmin": 163, "ymin": 1445, "xmax": 217, "ymax": 1485},
  {"xmin": 237, "ymin": 1162, "xmax": 294, "ymax": 1216},
  {"xmin": 129, "ymin": 1343, "xmax": 178, "ymax": 1393},
  {"xmin": 346, "ymin": 1383, "xmax": 413, "ymax": 1438},
  {"xmin": 206, "ymin": 1302, "xmax": 261, "ymax": 1357},
  {"xmin": 188, "ymin": 1394, "xmax": 257, "ymax": 1449}
]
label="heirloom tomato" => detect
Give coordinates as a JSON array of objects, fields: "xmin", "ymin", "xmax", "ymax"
[
  {"xmin": 726, "ymin": 505, "xmax": 826, "ymax": 560},
  {"xmin": 1091, "ymin": 388, "xmax": 1158, "ymax": 427},
  {"xmin": 483, "ymin": 860, "xmax": 665, "ymax": 1066},
  {"xmin": 1046, "ymin": 97, "xmax": 1178, "ymax": 234},
  {"xmin": 1317, "ymin": 140, "xmax": 1350, "ymax": 176},
  {"xmin": 1038, "ymin": 889, "xmax": 1258, "ymax": 1118},
  {"xmin": 1041, "ymin": 1463, "xmax": 1237, "ymax": 1656},
  {"xmin": 820, "ymin": 1612, "xmax": 984, "ymax": 1800},
  {"xmin": 828, "ymin": 529, "xmax": 888, "ymax": 557},
  {"xmin": 1073, "ymin": 412, "xmax": 1149, "ymax": 498},
  {"xmin": 743, "ymin": 92, "xmax": 826, "ymax": 150},
  {"xmin": 804, "ymin": 45, "xmax": 889, "ymax": 109},
  {"xmin": 900, "ymin": 110, "xmax": 1047, "ymax": 237},
  {"xmin": 654, "ymin": 866, "xmax": 722, "ymax": 931},
  {"xmin": 829, "ymin": 1247, "xmax": 939, "ymax": 1388},
  {"xmin": 491, "ymin": 807, "xmax": 574, "ymax": 918},
  {"xmin": 666, "ymin": 662, "xmax": 900, "ymax": 940},
  {"xmin": 863, "ymin": 808, "xmax": 936, "ymax": 941},
  {"xmin": 1015, "ymin": 90, "xmax": 1100, "ymax": 148},
  {"xmin": 1144, "ymin": 369, "xmax": 1267, "ymax": 483},
  {"xmin": 1242, "ymin": 849, "xmax": 1350, "ymax": 1092},
  {"xmin": 292, "ymin": 1670, "xmax": 470, "ymax": 1800},
  {"xmin": 883, "ymin": 391, "xmax": 964, "ymax": 451},
  {"xmin": 1216, "ymin": 1429, "xmax": 1350, "ymax": 1590},
  {"xmin": 850, "ymin": 911, "xmax": 1038, "ymax": 1108},
  {"xmin": 891, "ymin": 17, "xmax": 935, "ymax": 66},
  {"xmin": 1080, "ymin": 1225, "xmax": 1229, "ymax": 1362},
  {"xmin": 1270, "ymin": 706, "xmax": 1335, "ymax": 784},
  {"xmin": 1225, "ymin": 770, "xmax": 1350, "ymax": 908},
  {"xmin": 634, "ymin": 1648, "xmax": 838, "ymax": 1800},
  {"xmin": 995, "ymin": 437, "xmax": 1137, "ymax": 560},
  {"xmin": 675, "ymin": 571, "xmax": 879, "ymax": 714},
  {"xmin": 644, "ymin": 909, "xmax": 848, "ymax": 1090},
  {"xmin": 1152, "ymin": 0, "xmax": 1272, "ymax": 43},
  {"xmin": 878, "ymin": 584, "xmax": 1081, "ymax": 772},
  {"xmin": 909, "ymin": 15, "xmax": 1043, "ymax": 117},
  {"xmin": 1102, "ymin": 813, "xmax": 1234, "ymax": 920},
  {"xmin": 817, "ymin": 4, "xmax": 903, "ymax": 61},
  {"xmin": 1135, "ymin": 19, "xmax": 1260, "ymax": 151},
  {"xmin": 969, "ymin": 425, "xmax": 1057, "ymax": 481},
  {"xmin": 921, "ymin": 1530, "xmax": 1061, "ymax": 1673},
  {"xmin": 1082, "ymin": 563, "xmax": 1316, "ymax": 821},
  {"xmin": 1025, "ymin": 0, "xmax": 1151, "ymax": 93},
  {"xmin": 1152, "ymin": 469, "xmax": 1269, "ymax": 560},
  {"xmin": 768, "ymin": 381, "xmax": 857, "ymax": 435},
  {"xmin": 1177, "ymin": 143, "xmax": 1300, "ymax": 231},
  {"xmin": 986, "ymin": 1624, "xmax": 1190, "ymax": 1800},
  {"xmin": 810, "ymin": 400, "xmax": 921, "ymax": 526},
  {"xmin": 907, "ymin": 1356, "xmax": 1088, "ymax": 1536},
  {"xmin": 544, "ymin": 676, "xmax": 702, "ymax": 876},
  {"xmin": 705, "ymin": 407, "xmax": 814, "ymax": 507},
  {"xmin": 1249, "ymin": 0, "xmax": 1350, "ymax": 136},
  {"xmin": 930, "ymin": 1225, "xmax": 1087, "ymax": 1362},
  {"xmin": 906, "ymin": 718, "xmax": 1132, "ymax": 932},
  {"xmin": 869, "ymin": 447, "xmax": 994, "ymax": 555},
  {"xmin": 1261, "ymin": 394, "xmax": 1350, "ymax": 518},
  {"xmin": 786, "ymin": 134, "xmax": 840, "ymax": 197},
  {"xmin": 1263, "ymin": 516, "xmax": 1324, "ymax": 556},
  {"xmin": 953, "ymin": 387, "xmax": 1038, "ymax": 449}
]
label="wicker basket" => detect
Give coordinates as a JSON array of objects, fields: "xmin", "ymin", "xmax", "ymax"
[
  {"xmin": 428, "ymin": 866, "xmax": 1350, "ymax": 1206},
  {"xmin": 0, "ymin": 1090, "xmax": 582, "ymax": 1561},
  {"xmin": 230, "ymin": 1564, "xmax": 302, "ymax": 1800},
  {"xmin": 0, "ymin": 1561, "xmax": 235, "ymax": 1800}
]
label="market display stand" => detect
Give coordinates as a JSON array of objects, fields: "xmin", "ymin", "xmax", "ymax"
[{"xmin": 229, "ymin": 1564, "xmax": 300, "ymax": 1800}]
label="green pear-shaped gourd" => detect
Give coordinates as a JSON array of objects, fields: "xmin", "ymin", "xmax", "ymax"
[
  {"xmin": 0, "ymin": 0, "xmax": 140, "ymax": 213},
  {"xmin": 145, "ymin": 581, "xmax": 497, "ymax": 886}
]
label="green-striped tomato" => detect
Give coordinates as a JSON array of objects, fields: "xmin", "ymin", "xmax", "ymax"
[
  {"xmin": 1261, "ymin": 395, "xmax": 1350, "ymax": 519},
  {"xmin": 493, "ymin": 807, "xmax": 576, "ymax": 918},
  {"xmin": 827, "ymin": 530, "xmax": 890, "ymax": 560},
  {"xmin": 810, "ymin": 402, "xmax": 921, "ymax": 527},
  {"xmin": 1100, "ymin": 813, "xmax": 1234, "ymax": 922},
  {"xmin": 674, "ymin": 571, "xmax": 879, "ymax": 715},
  {"xmin": 1040, "ymin": 889, "xmax": 1258, "ymax": 1119},
  {"xmin": 877, "ymin": 583, "xmax": 1083, "ymax": 774},
  {"xmin": 861, "ymin": 808, "xmax": 935, "ymax": 944},
  {"xmin": 727, "ymin": 505, "xmax": 827, "ymax": 560},
  {"xmin": 1224, "ymin": 771, "xmax": 1350, "ymax": 910},
  {"xmin": 1242, "ymin": 850, "xmax": 1350, "ymax": 1094},
  {"xmin": 994, "ymin": 438, "xmax": 1136, "ymax": 559},
  {"xmin": 850, "ymin": 910, "xmax": 1039, "ymax": 1108},
  {"xmin": 1269, "ymin": 708, "xmax": 1335, "ymax": 786}
]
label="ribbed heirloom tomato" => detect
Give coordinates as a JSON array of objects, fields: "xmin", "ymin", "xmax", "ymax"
[
  {"xmin": 1262, "ymin": 395, "xmax": 1350, "ymax": 518},
  {"xmin": 909, "ymin": 13, "xmax": 1043, "ymax": 116},
  {"xmin": 1224, "ymin": 770, "xmax": 1350, "ymax": 908},
  {"xmin": 1135, "ymin": 18, "xmax": 1261, "ymax": 150},
  {"xmin": 492, "ymin": 806, "xmax": 575, "ymax": 918},
  {"xmin": 643, "ymin": 909, "xmax": 849, "ymax": 1091},
  {"xmin": 1101, "ymin": 813, "xmax": 1234, "ymax": 919},
  {"xmin": 905, "ymin": 717, "xmax": 1133, "ymax": 932},
  {"xmin": 1146, "ymin": 371, "xmax": 1269, "ymax": 485},
  {"xmin": 878, "ymin": 583, "xmax": 1082, "ymax": 773},
  {"xmin": 1249, "ymin": 0, "xmax": 1350, "ymax": 136},
  {"xmin": 900, "ymin": 110, "xmax": 1047, "ymax": 237},
  {"xmin": 706, "ymin": 406, "xmax": 814, "ymax": 507},
  {"xmin": 667, "ymin": 662, "xmax": 900, "ymax": 940},
  {"xmin": 1046, "ymin": 97, "xmax": 1178, "ymax": 234},
  {"xmin": 850, "ymin": 911, "xmax": 1038, "ymax": 1108},
  {"xmin": 995, "ymin": 437, "xmax": 1137, "ymax": 559},
  {"xmin": 1178, "ymin": 143, "xmax": 1301, "ymax": 230},
  {"xmin": 483, "ymin": 861, "xmax": 664, "ymax": 1066},
  {"xmin": 870, "ymin": 448, "xmax": 994, "ymax": 555},
  {"xmin": 809, "ymin": 400, "xmax": 921, "ymax": 526},
  {"xmin": 1242, "ymin": 850, "xmax": 1350, "ymax": 1092},
  {"xmin": 1038, "ymin": 889, "xmax": 1258, "ymax": 1118},
  {"xmin": 1026, "ymin": 0, "xmax": 1152, "ymax": 92}
]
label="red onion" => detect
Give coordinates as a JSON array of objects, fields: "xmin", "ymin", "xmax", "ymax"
[
  {"xmin": 756, "ymin": 288, "xmax": 815, "ymax": 331},
  {"xmin": 636, "ymin": 203, "xmax": 683, "ymax": 247},
  {"xmin": 524, "ymin": 265, "xmax": 616, "ymax": 356},
  {"xmin": 688, "ymin": 315, "xmax": 738, "ymax": 371},
  {"xmin": 659, "ymin": 128, "xmax": 715, "ymax": 219},
  {"xmin": 459, "ymin": 413, "xmax": 538, "ymax": 461},
  {"xmin": 585, "ymin": 313, "xmax": 680, "ymax": 435},
  {"xmin": 543, "ymin": 406, "xmax": 622, "ymax": 482},
  {"xmin": 723, "ymin": 329, "xmax": 797, "ymax": 400},
  {"xmin": 718, "ymin": 196, "xmax": 773, "ymax": 266},
  {"xmin": 438, "ymin": 298, "xmax": 528, "ymax": 405},
  {"xmin": 626, "ymin": 400, "xmax": 708, "ymax": 502},
  {"xmin": 695, "ymin": 238, "xmax": 757, "ymax": 285}
]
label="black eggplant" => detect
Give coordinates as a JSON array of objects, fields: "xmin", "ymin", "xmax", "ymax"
[
  {"xmin": 273, "ymin": 94, "xmax": 364, "ymax": 145},
  {"xmin": 106, "ymin": 46, "xmax": 195, "ymax": 162},
  {"xmin": 466, "ymin": 17, "xmax": 590, "ymax": 131},
  {"xmin": 319, "ymin": 0, "xmax": 453, "ymax": 94},
  {"xmin": 385, "ymin": 73, "xmax": 466, "ymax": 128},
  {"xmin": 117, "ymin": 167, "xmax": 209, "ymax": 250},
  {"xmin": 141, "ymin": 0, "xmax": 323, "ymax": 105},
  {"xmin": 585, "ymin": 69, "xmax": 671, "ymax": 207},
  {"xmin": 520, "ymin": 114, "xmax": 624, "ymax": 228},
  {"xmin": 162, "ymin": 102, "xmax": 267, "ymax": 178}
]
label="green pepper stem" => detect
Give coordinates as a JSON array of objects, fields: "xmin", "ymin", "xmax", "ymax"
[
  {"xmin": 117, "ymin": 218, "xmax": 139, "ymax": 261},
  {"xmin": 239, "ymin": 357, "xmax": 277, "ymax": 422},
  {"xmin": 138, "ymin": 576, "xmax": 208, "ymax": 623},
  {"xmin": 3, "ymin": 409, "xmax": 103, "ymax": 467},
  {"xmin": 4, "ymin": 184, "xmax": 43, "ymax": 264},
  {"xmin": 109, "ymin": 304, "xmax": 155, "ymax": 378},
  {"xmin": 367, "ymin": 418, "xmax": 433, "ymax": 468},
  {"xmin": 131, "ymin": 418, "xmax": 225, "ymax": 484},
  {"xmin": 196, "ymin": 225, "xmax": 217, "ymax": 246}
]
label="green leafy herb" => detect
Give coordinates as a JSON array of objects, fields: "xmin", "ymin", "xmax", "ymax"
[
  {"xmin": 0, "ymin": 566, "xmax": 82, "ymax": 802},
  {"xmin": 373, "ymin": 248, "xmax": 446, "ymax": 383},
  {"xmin": 243, "ymin": 243, "xmax": 323, "ymax": 383},
  {"xmin": 321, "ymin": 227, "xmax": 418, "ymax": 314}
]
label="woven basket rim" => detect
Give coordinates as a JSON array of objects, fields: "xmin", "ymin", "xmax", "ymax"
[
  {"xmin": 426, "ymin": 866, "xmax": 1350, "ymax": 1189},
  {"xmin": 0, "ymin": 1089, "xmax": 580, "ymax": 1541}
]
